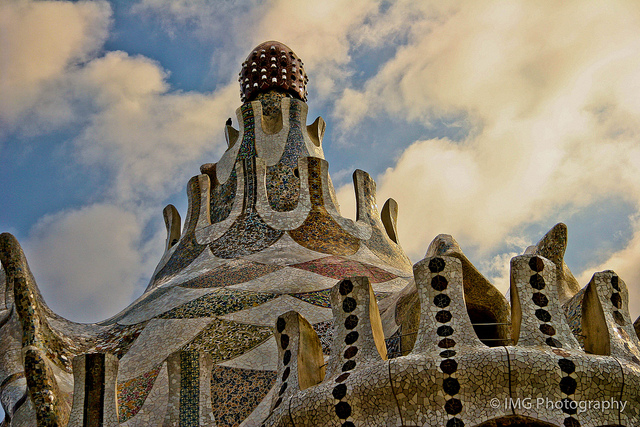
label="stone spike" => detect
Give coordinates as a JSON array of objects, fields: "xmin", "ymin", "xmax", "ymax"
[
  {"xmin": 194, "ymin": 174, "xmax": 212, "ymax": 231},
  {"xmin": 380, "ymin": 198, "xmax": 399, "ymax": 244},
  {"xmin": 527, "ymin": 222, "xmax": 580, "ymax": 303},
  {"xmin": 582, "ymin": 271, "xmax": 640, "ymax": 362},
  {"xmin": 352, "ymin": 169, "xmax": 380, "ymax": 225},
  {"xmin": 412, "ymin": 256, "xmax": 484, "ymax": 355},
  {"xmin": 181, "ymin": 176, "xmax": 205, "ymax": 240},
  {"xmin": 271, "ymin": 311, "xmax": 325, "ymax": 414},
  {"xmin": 425, "ymin": 234, "xmax": 511, "ymax": 346},
  {"xmin": 510, "ymin": 254, "xmax": 579, "ymax": 349},
  {"xmin": 163, "ymin": 204, "xmax": 181, "ymax": 251},
  {"xmin": 68, "ymin": 353, "xmax": 119, "ymax": 427},
  {"xmin": 306, "ymin": 116, "xmax": 325, "ymax": 147},
  {"xmin": 326, "ymin": 277, "xmax": 387, "ymax": 380},
  {"xmin": 225, "ymin": 124, "xmax": 239, "ymax": 148}
]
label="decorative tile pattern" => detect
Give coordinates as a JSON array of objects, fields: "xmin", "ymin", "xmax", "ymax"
[
  {"xmin": 291, "ymin": 256, "xmax": 398, "ymax": 283},
  {"xmin": 158, "ymin": 288, "xmax": 278, "ymax": 318},
  {"xmin": 211, "ymin": 365, "xmax": 277, "ymax": 427},
  {"xmin": 288, "ymin": 158, "xmax": 360, "ymax": 256},
  {"xmin": 117, "ymin": 364, "xmax": 162, "ymax": 423},
  {"xmin": 178, "ymin": 259, "xmax": 282, "ymax": 289},
  {"xmin": 209, "ymin": 168, "xmax": 238, "ymax": 224},
  {"xmin": 182, "ymin": 318, "xmax": 272, "ymax": 363}
]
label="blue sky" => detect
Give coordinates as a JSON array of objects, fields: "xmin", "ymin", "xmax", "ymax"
[{"xmin": 2, "ymin": 0, "xmax": 640, "ymax": 326}]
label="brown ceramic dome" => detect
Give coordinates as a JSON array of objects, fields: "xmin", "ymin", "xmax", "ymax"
[{"xmin": 239, "ymin": 41, "xmax": 309, "ymax": 102}]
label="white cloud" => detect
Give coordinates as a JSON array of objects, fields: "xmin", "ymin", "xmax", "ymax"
[
  {"xmin": 578, "ymin": 218, "xmax": 640, "ymax": 319},
  {"xmin": 0, "ymin": 0, "xmax": 112, "ymax": 132},
  {"xmin": 24, "ymin": 204, "xmax": 163, "ymax": 323}
]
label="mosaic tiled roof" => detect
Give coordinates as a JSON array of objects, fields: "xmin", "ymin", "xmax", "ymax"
[{"xmin": 0, "ymin": 41, "xmax": 639, "ymax": 427}]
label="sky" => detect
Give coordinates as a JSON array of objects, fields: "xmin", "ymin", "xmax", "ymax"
[{"xmin": 2, "ymin": 0, "xmax": 640, "ymax": 326}]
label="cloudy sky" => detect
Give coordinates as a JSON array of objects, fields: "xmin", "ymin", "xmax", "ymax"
[{"xmin": 2, "ymin": 0, "xmax": 640, "ymax": 325}]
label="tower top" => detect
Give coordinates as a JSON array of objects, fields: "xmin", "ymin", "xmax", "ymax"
[{"xmin": 239, "ymin": 41, "xmax": 309, "ymax": 103}]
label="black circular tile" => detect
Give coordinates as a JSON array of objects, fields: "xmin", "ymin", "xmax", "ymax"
[
  {"xmin": 436, "ymin": 310, "xmax": 453, "ymax": 323},
  {"xmin": 278, "ymin": 382, "xmax": 287, "ymax": 395},
  {"xmin": 561, "ymin": 398, "xmax": 577, "ymax": 415},
  {"xmin": 546, "ymin": 337, "xmax": 562, "ymax": 348},
  {"xmin": 438, "ymin": 338, "xmax": 456, "ymax": 349},
  {"xmin": 282, "ymin": 367, "xmax": 290, "ymax": 381},
  {"xmin": 342, "ymin": 422, "xmax": 355, "ymax": 427},
  {"xmin": 540, "ymin": 324, "xmax": 556, "ymax": 336},
  {"xmin": 345, "ymin": 331, "xmax": 359, "ymax": 345},
  {"xmin": 429, "ymin": 257, "xmax": 446, "ymax": 273},
  {"xmin": 440, "ymin": 359, "xmax": 458, "ymax": 374},
  {"xmin": 440, "ymin": 350, "xmax": 457, "ymax": 358},
  {"xmin": 342, "ymin": 297, "xmax": 357, "ymax": 313},
  {"xmin": 344, "ymin": 315, "xmax": 359, "ymax": 330},
  {"xmin": 335, "ymin": 401, "xmax": 352, "ymax": 419},
  {"xmin": 446, "ymin": 418, "xmax": 465, "ymax": 427},
  {"xmin": 342, "ymin": 360, "xmax": 356, "ymax": 372},
  {"xmin": 443, "ymin": 377, "xmax": 461, "ymax": 396},
  {"xmin": 611, "ymin": 275, "xmax": 620, "ymax": 291},
  {"xmin": 339, "ymin": 280, "xmax": 354, "ymax": 295},
  {"xmin": 283, "ymin": 350, "xmax": 291, "ymax": 365},
  {"xmin": 335, "ymin": 373, "xmax": 350, "ymax": 383},
  {"xmin": 613, "ymin": 310, "xmax": 626, "ymax": 326},
  {"xmin": 343, "ymin": 346, "xmax": 358, "ymax": 359},
  {"xmin": 535, "ymin": 309, "xmax": 552, "ymax": 322},
  {"xmin": 445, "ymin": 398, "xmax": 463, "ymax": 415},
  {"xmin": 560, "ymin": 376, "xmax": 577, "ymax": 395},
  {"xmin": 280, "ymin": 334, "xmax": 290, "ymax": 349},
  {"xmin": 434, "ymin": 294, "xmax": 451, "ymax": 308},
  {"xmin": 431, "ymin": 275, "xmax": 448, "ymax": 291},
  {"xmin": 276, "ymin": 317, "xmax": 286, "ymax": 333},
  {"xmin": 529, "ymin": 256, "xmax": 544, "ymax": 272},
  {"xmin": 332, "ymin": 383, "xmax": 347, "ymax": 400},
  {"xmin": 437, "ymin": 325, "xmax": 454, "ymax": 337},
  {"xmin": 610, "ymin": 292, "xmax": 622, "ymax": 309},
  {"xmin": 529, "ymin": 274, "xmax": 546, "ymax": 290},
  {"xmin": 558, "ymin": 359, "xmax": 575, "ymax": 374},
  {"xmin": 563, "ymin": 417, "xmax": 580, "ymax": 427},
  {"xmin": 532, "ymin": 292, "xmax": 549, "ymax": 307}
]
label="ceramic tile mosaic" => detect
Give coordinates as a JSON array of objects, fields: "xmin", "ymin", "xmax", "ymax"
[
  {"xmin": 221, "ymin": 295, "xmax": 332, "ymax": 327},
  {"xmin": 182, "ymin": 318, "xmax": 272, "ymax": 363},
  {"xmin": 157, "ymin": 288, "xmax": 278, "ymax": 319},
  {"xmin": 177, "ymin": 259, "xmax": 282, "ymax": 289},
  {"xmin": 3, "ymin": 42, "xmax": 640, "ymax": 427},
  {"xmin": 211, "ymin": 365, "xmax": 277, "ymax": 426},
  {"xmin": 117, "ymin": 363, "xmax": 162, "ymax": 422},
  {"xmin": 291, "ymin": 256, "xmax": 398, "ymax": 283},
  {"xmin": 218, "ymin": 336, "xmax": 278, "ymax": 371}
]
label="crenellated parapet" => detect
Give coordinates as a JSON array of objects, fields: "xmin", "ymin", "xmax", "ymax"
[{"xmin": 261, "ymin": 251, "xmax": 640, "ymax": 427}]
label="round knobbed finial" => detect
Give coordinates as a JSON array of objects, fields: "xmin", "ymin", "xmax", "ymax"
[{"xmin": 239, "ymin": 41, "xmax": 308, "ymax": 103}]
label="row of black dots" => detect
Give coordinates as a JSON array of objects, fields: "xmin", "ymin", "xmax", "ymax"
[
  {"xmin": 527, "ymin": 256, "xmax": 580, "ymax": 426},
  {"xmin": 610, "ymin": 275, "xmax": 626, "ymax": 326},
  {"xmin": 273, "ymin": 316, "xmax": 291, "ymax": 411},
  {"xmin": 528, "ymin": 256, "xmax": 563, "ymax": 348},
  {"xmin": 429, "ymin": 257, "xmax": 464, "ymax": 427},
  {"xmin": 332, "ymin": 279, "xmax": 358, "ymax": 427}
]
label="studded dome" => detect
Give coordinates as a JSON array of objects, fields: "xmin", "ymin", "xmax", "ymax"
[{"xmin": 239, "ymin": 41, "xmax": 309, "ymax": 102}]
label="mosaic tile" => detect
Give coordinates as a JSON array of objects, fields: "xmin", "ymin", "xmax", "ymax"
[
  {"xmin": 157, "ymin": 288, "xmax": 278, "ymax": 319},
  {"xmin": 178, "ymin": 259, "xmax": 282, "ymax": 289},
  {"xmin": 117, "ymin": 363, "xmax": 162, "ymax": 422},
  {"xmin": 211, "ymin": 365, "xmax": 277, "ymax": 427},
  {"xmin": 182, "ymin": 318, "xmax": 272, "ymax": 363},
  {"xmin": 221, "ymin": 295, "xmax": 332, "ymax": 327},
  {"xmin": 291, "ymin": 256, "xmax": 398, "ymax": 283}
]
